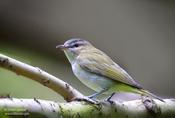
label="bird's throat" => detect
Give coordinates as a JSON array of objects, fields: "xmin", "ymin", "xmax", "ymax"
[{"xmin": 64, "ymin": 51, "xmax": 76, "ymax": 64}]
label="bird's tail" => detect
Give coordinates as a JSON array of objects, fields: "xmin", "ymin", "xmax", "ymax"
[{"xmin": 139, "ymin": 89, "xmax": 165, "ymax": 102}]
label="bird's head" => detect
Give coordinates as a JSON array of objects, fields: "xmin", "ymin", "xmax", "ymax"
[{"xmin": 56, "ymin": 38, "xmax": 93, "ymax": 63}]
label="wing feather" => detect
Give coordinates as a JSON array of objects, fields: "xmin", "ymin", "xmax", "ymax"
[{"xmin": 77, "ymin": 49, "xmax": 142, "ymax": 89}]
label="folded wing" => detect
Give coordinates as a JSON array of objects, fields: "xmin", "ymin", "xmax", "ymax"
[{"xmin": 77, "ymin": 49, "xmax": 142, "ymax": 89}]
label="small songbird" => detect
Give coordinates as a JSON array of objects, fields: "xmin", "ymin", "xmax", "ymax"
[{"xmin": 56, "ymin": 38, "xmax": 163, "ymax": 101}]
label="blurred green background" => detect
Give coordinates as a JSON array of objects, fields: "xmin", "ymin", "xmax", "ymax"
[{"xmin": 0, "ymin": 1, "xmax": 175, "ymax": 102}]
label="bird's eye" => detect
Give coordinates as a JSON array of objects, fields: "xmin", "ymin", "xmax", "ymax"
[{"xmin": 74, "ymin": 44, "xmax": 79, "ymax": 48}]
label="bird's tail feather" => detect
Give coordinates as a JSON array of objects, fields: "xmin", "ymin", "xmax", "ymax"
[{"xmin": 139, "ymin": 89, "xmax": 165, "ymax": 102}]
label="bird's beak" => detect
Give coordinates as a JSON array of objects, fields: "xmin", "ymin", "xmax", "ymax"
[{"xmin": 56, "ymin": 45, "xmax": 66, "ymax": 50}]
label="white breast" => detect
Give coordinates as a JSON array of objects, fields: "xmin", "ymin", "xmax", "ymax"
[{"xmin": 72, "ymin": 62, "xmax": 115, "ymax": 92}]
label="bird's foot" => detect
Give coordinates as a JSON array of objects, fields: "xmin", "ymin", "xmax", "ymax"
[
  {"xmin": 87, "ymin": 96, "xmax": 98, "ymax": 102},
  {"xmin": 141, "ymin": 96, "xmax": 161, "ymax": 115}
]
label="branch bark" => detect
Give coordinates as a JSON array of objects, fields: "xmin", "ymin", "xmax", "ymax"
[
  {"xmin": 0, "ymin": 98, "xmax": 175, "ymax": 118},
  {"xmin": 0, "ymin": 54, "xmax": 83, "ymax": 101}
]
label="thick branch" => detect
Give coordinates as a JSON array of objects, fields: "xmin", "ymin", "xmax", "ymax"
[
  {"xmin": 0, "ymin": 54, "xmax": 84, "ymax": 101},
  {"xmin": 0, "ymin": 98, "xmax": 175, "ymax": 118}
]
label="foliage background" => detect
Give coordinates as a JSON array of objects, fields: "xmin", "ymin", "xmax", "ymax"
[{"xmin": 0, "ymin": 1, "xmax": 175, "ymax": 102}]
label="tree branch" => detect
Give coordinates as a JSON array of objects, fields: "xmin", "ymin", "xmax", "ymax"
[
  {"xmin": 0, "ymin": 98, "xmax": 175, "ymax": 118},
  {"xmin": 0, "ymin": 54, "xmax": 84, "ymax": 101}
]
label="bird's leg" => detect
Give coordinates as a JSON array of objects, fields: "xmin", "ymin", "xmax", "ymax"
[
  {"xmin": 88, "ymin": 89, "xmax": 107, "ymax": 99},
  {"xmin": 107, "ymin": 92, "xmax": 115, "ymax": 104},
  {"xmin": 72, "ymin": 89, "xmax": 107, "ymax": 104}
]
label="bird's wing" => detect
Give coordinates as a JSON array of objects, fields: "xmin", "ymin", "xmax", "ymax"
[{"xmin": 77, "ymin": 50, "xmax": 142, "ymax": 89}]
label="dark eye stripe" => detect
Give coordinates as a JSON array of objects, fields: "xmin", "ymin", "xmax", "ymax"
[
  {"xmin": 64, "ymin": 38, "xmax": 91, "ymax": 48},
  {"xmin": 68, "ymin": 39, "xmax": 84, "ymax": 45},
  {"xmin": 69, "ymin": 44, "xmax": 79, "ymax": 48},
  {"xmin": 69, "ymin": 42, "xmax": 85, "ymax": 48}
]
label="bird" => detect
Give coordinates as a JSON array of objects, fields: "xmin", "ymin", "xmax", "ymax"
[{"xmin": 56, "ymin": 38, "xmax": 163, "ymax": 102}]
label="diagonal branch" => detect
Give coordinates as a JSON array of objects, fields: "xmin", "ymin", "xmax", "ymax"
[{"xmin": 0, "ymin": 54, "xmax": 84, "ymax": 101}]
